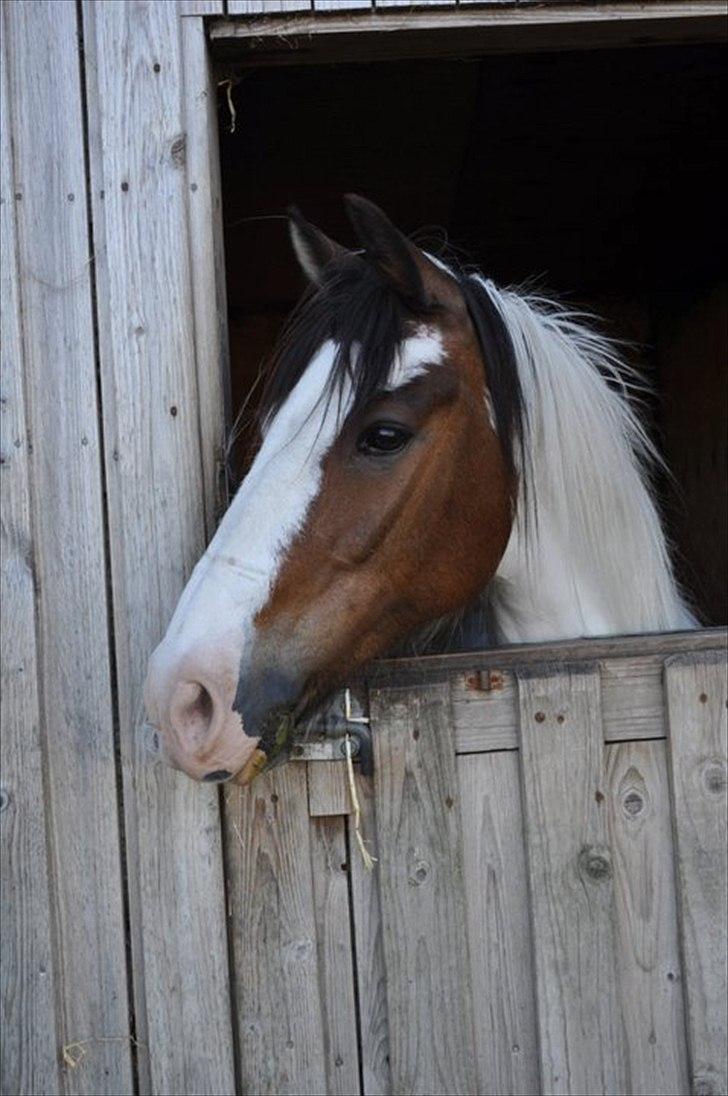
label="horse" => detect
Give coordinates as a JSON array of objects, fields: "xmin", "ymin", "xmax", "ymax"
[{"xmin": 144, "ymin": 194, "xmax": 695, "ymax": 786}]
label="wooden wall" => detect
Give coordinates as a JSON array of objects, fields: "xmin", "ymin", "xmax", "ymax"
[{"xmin": 2, "ymin": 3, "xmax": 726, "ymax": 1095}]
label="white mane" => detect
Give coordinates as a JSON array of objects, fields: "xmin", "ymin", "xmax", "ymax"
[{"xmin": 478, "ymin": 278, "xmax": 696, "ymax": 642}]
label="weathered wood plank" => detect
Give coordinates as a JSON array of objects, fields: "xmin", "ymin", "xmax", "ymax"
[
  {"xmin": 370, "ymin": 683, "xmax": 477, "ymax": 1095},
  {"xmin": 227, "ymin": 0, "xmax": 311, "ymax": 13},
  {"xmin": 518, "ymin": 665, "xmax": 627, "ymax": 1095},
  {"xmin": 347, "ymin": 771, "xmax": 391, "ymax": 1096},
  {"xmin": 180, "ymin": 11, "xmax": 230, "ymax": 532},
  {"xmin": 308, "ymin": 760, "xmax": 351, "ymax": 817},
  {"xmin": 453, "ymin": 651, "xmax": 673, "ymax": 752},
  {"xmin": 369, "ymin": 627, "xmax": 726, "ymax": 687},
  {"xmin": 665, "ymin": 652, "xmax": 728, "ymax": 1096},
  {"xmin": 4, "ymin": 4, "xmax": 133, "ymax": 1092},
  {"xmin": 0, "ymin": 11, "xmax": 59, "ymax": 1090},
  {"xmin": 310, "ymin": 816, "xmax": 361, "ymax": 1095},
  {"xmin": 179, "ymin": 0, "xmax": 224, "ymax": 13},
  {"xmin": 315, "ymin": 0, "xmax": 372, "ymax": 9},
  {"xmin": 606, "ymin": 740, "xmax": 689, "ymax": 1095},
  {"xmin": 81, "ymin": 2, "xmax": 236, "ymax": 1092},
  {"xmin": 458, "ymin": 751, "xmax": 540, "ymax": 1096},
  {"xmin": 226, "ymin": 765, "xmax": 328, "ymax": 1095}
]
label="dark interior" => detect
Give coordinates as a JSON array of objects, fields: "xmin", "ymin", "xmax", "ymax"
[{"xmin": 217, "ymin": 41, "xmax": 726, "ymax": 625}]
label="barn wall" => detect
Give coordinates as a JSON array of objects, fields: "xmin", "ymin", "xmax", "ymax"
[
  {"xmin": 1, "ymin": 4, "xmax": 726, "ymax": 1096},
  {"xmin": 2, "ymin": 1, "xmax": 233, "ymax": 1093}
]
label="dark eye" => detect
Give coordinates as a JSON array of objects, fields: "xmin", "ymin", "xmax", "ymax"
[{"xmin": 356, "ymin": 422, "xmax": 413, "ymax": 457}]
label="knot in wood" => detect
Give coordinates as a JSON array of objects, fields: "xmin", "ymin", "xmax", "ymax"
[
  {"xmin": 701, "ymin": 759, "xmax": 726, "ymax": 797},
  {"xmin": 693, "ymin": 1071, "xmax": 720, "ymax": 1096},
  {"xmin": 0, "ymin": 786, "xmax": 10, "ymax": 813},
  {"xmin": 408, "ymin": 859, "xmax": 430, "ymax": 887},
  {"xmin": 578, "ymin": 844, "xmax": 612, "ymax": 882},
  {"xmin": 170, "ymin": 133, "xmax": 187, "ymax": 168},
  {"xmin": 623, "ymin": 790, "xmax": 644, "ymax": 816}
]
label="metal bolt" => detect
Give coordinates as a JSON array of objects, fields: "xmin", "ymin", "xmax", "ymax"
[{"xmin": 339, "ymin": 736, "xmax": 359, "ymax": 759}]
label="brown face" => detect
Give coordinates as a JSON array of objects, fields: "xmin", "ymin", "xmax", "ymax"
[
  {"xmin": 255, "ymin": 316, "xmax": 513, "ymax": 716},
  {"xmin": 144, "ymin": 196, "xmax": 515, "ymax": 786}
]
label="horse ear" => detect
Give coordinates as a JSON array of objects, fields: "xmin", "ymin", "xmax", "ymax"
[
  {"xmin": 288, "ymin": 206, "xmax": 349, "ymax": 285},
  {"xmin": 344, "ymin": 193, "xmax": 429, "ymax": 309}
]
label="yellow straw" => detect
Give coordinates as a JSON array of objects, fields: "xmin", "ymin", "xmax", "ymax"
[{"xmin": 344, "ymin": 735, "xmax": 376, "ymax": 872}]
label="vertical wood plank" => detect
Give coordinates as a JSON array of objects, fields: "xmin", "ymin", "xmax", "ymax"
[
  {"xmin": 180, "ymin": 12, "xmax": 230, "ymax": 533},
  {"xmin": 0, "ymin": 10, "xmax": 60, "ymax": 1090},
  {"xmin": 347, "ymin": 771, "xmax": 391, "ymax": 1096},
  {"xmin": 606, "ymin": 739, "xmax": 689, "ymax": 1096},
  {"xmin": 370, "ymin": 682, "xmax": 477, "ymax": 1095},
  {"xmin": 3, "ymin": 3, "xmax": 133, "ymax": 1092},
  {"xmin": 308, "ymin": 760, "xmax": 351, "ymax": 817},
  {"xmin": 310, "ymin": 816, "xmax": 362, "ymax": 1095},
  {"xmin": 458, "ymin": 751, "xmax": 540, "ymax": 1096},
  {"xmin": 518, "ymin": 665, "xmax": 627, "ymax": 1096},
  {"xmin": 665, "ymin": 651, "xmax": 728, "ymax": 1096},
  {"xmin": 225, "ymin": 764, "xmax": 328, "ymax": 1095},
  {"xmin": 81, "ymin": 2, "xmax": 236, "ymax": 1092}
]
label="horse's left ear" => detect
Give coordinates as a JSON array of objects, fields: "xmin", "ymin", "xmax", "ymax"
[
  {"xmin": 344, "ymin": 193, "xmax": 460, "ymax": 313},
  {"xmin": 288, "ymin": 206, "xmax": 349, "ymax": 285}
]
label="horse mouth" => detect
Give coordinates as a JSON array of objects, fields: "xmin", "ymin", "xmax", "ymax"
[{"xmin": 234, "ymin": 704, "xmax": 299, "ymax": 787}]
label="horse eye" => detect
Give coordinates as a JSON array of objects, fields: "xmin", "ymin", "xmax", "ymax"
[{"xmin": 356, "ymin": 422, "xmax": 413, "ymax": 457}]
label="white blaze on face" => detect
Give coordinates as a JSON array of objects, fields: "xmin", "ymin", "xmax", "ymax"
[
  {"xmin": 149, "ymin": 327, "xmax": 445, "ymax": 711},
  {"xmin": 159, "ymin": 327, "xmax": 444, "ymax": 662}
]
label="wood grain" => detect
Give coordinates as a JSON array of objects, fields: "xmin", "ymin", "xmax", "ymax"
[
  {"xmin": 518, "ymin": 665, "xmax": 627, "ymax": 1095},
  {"xmin": 458, "ymin": 751, "xmax": 540, "ymax": 1096},
  {"xmin": 370, "ymin": 683, "xmax": 477, "ymax": 1095},
  {"xmin": 453, "ymin": 651, "xmax": 676, "ymax": 752},
  {"xmin": 606, "ymin": 740, "xmax": 689, "ymax": 1095},
  {"xmin": 180, "ymin": 10, "xmax": 231, "ymax": 532},
  {"xmin": 310, "ymin": 817, "xmax": 361, "ymax": 1095},
  {"xmin": 3, "ymin": 4, "xmax": 133, "ymax": 1092},
  {"xmin": 226, "ymin": 764, "xmax": 328, "ymax": 1095},
  {"xmin": 0, "ymin": 9, "xmax": 59, "ymax": 1089},
  {"xmin": 227, "ymin": 0, "xmax": 311, "ymax": 13},
  {"xmin": 81, "ymin": 2, "xmax": 236, "ymax": 1091},
  {"xmin": 665, "ymin": 652, "xmax": 728, "ymax": 1096},
  {"xmin": 347, "ymin": 770, "xmax": 391, "ymax": 1096},
  {"xmin": 308, "ymin": 760, "xmax": 351, "ymax": 817}
]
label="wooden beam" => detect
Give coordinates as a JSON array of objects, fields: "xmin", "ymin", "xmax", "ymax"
[{"xmin": 211, "ymin": 3, "xmax": 726, "ymax": 68}]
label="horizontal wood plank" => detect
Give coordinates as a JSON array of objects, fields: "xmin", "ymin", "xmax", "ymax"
[{"xmin": 453, "ymin": 650, "xmax": 674, "ymax": 752}]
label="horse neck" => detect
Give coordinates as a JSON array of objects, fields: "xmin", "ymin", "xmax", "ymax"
[{"xmin": 480, "ymin": 282, "xmax": 696, "ymax": 643}]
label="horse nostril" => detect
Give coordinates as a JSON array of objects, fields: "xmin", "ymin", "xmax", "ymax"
[
  {"xmin": 169, "ymin": 680, "xmax": 217, "ymax": 748},
  {"xmin": 202, "ymin": 769, "xmax": 232, "ymax": 783}
]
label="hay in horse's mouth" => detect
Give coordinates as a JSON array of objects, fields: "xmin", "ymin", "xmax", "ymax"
[{"xmin": 234, "ymin": 707, "xmax": 298, "ymax": 787}]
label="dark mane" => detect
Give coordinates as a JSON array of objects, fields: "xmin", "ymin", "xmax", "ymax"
[{"xmin": 258, "ymin": 252, "xmax": 526, "ymax": 477}]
